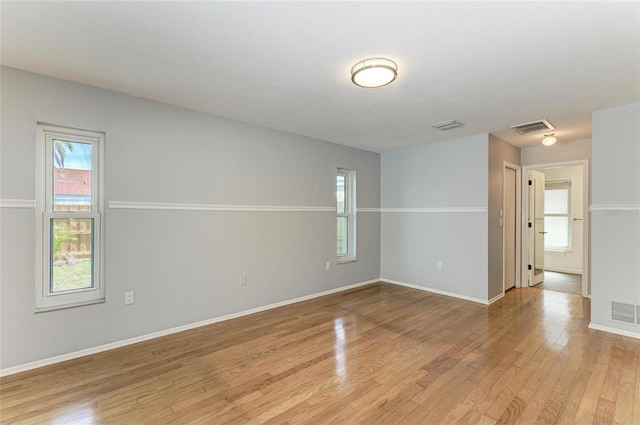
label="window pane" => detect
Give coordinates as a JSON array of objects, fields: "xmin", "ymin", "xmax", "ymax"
[
  {"xmin": 337, "ymin": 217, "xmax": 348, "ymax": 255},
  {"xmin": 337, "ymin": 175, "xmax": 346, "ymax": 214},
  {"xmin": 51, "ymin": 218, "xmax": 94, "ymax": 293},
  {"xmin": 545, "ymin": 216, "xmax": 569, "ymax": 248},
  {"xmin": 545, "ymin": 189, "xmax": 569, "ymax": 215},
  {"xmin": 53, "ymin": 140, "xmax": 92, "ymax": 212}
]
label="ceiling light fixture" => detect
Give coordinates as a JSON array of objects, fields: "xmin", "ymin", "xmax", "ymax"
[
  {"xmin": 351, "ymin": 58, "xmax": 397, "ymax": 88},
  {"xmin": 542, "ymin": 134, "xmax": 557, "ymax": 146}
]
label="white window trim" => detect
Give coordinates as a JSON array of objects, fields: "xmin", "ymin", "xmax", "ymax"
[
  {"xmin": 35, "ymin": 124, "xmax": 105, "ymax": 312},
  {"xmin": 337, "ymin": 168, "xmax": 356, "ymax": 264},
  {"xmin": 544, "ymin": 180, "xmax": 572, "ymax": 253}
]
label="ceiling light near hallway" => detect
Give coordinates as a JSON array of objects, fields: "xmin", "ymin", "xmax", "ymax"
[
  {"xmin": 542, "ymin": 134, "xmax": 557, "ymax": 146},
  {"xmin": 351, "ymin": 58, "xmax": 397, "ymax": 88}
]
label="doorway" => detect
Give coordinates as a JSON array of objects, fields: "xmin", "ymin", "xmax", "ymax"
[
  {"xmin": 521, "ymin": 160, "xmax": 589, "ymax": 297},
  {"xmin": 503, "ymin": 162, "xmax": 521, "ymax": 291}
]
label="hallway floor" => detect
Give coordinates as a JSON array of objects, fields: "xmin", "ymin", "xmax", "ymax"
[{"xmin": 536, "ymin": 271, "xmax": 582, "ymax": 295}]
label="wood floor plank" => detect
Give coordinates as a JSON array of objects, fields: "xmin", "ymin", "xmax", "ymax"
[
  {"xmin": 600, "ymin": 337, "xmax": 626, "ymax": 402},
  {"xmin": 358, "ymin": 385, "xmax": 423, "ymax": 425},
  {"xmin": 1, "ymin": 283, "xmax": 637, "ymax": 425},
  {"xmin": 376, "ymin": 400, "xmax": 419, "ymax": 425},
  {"xmin": 438, "ymin": 398, "xmax": 477, "ymax": 424},
  {"xmin": 593, "ymin": 397, "xmax": 616, "ymax": 425},
  {"xmin": 407, "ymin": 372, "xmax": 476, "ymax": 424},
  {"xmin": 487, "ymin": 344, "xmax": 567, "ymax": 424},
  {"xmin": 483, "ymin": 352, "xmax": 541, "ymax": 420},
  {"xmin": 575, "ymin": 333, "xmax": 617, "ymax": 424},
  {"xmin": 614, "ymin": 342, "xmax": 638, "ymax": 425}
]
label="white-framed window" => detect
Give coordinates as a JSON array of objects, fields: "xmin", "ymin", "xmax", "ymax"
[
  {"xmin": 544, "ymin": 180, "xmax": 571, "ymax": 252},
  {"xmin": 35, "ymin": 124, "xmax": 105, "ymax": 311},
  {"xmin": 337, "ymin": 168, "xmax": 356, "ymax": 263}
]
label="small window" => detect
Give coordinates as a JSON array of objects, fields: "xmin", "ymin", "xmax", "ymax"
[
  {"xmin": 337, "ymin": 169, "xmax": 356, "ymax": 263},
  {"xmin": 36, "ymin": 124, "xmax": 105, "ymax": 311},
  {"xmin": 544, "ymin": 180, "xmax": 571, "ymax": 252}
]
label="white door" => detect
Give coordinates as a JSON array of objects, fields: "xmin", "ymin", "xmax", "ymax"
[
  {"xmin": 529, "ymin": 170, "xmax": 545, "ymax": 286},
  {"xmin": 504, "ymin": 167, "xmax": 517, "ymax": 290}
]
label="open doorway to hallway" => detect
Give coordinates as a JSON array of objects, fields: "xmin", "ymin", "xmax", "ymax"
[{"xmin": 522, "ymin": 160, "xmax": 590, "ymax": 298}]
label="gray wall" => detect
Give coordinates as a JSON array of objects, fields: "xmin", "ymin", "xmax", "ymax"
[
  {"xmin": 488, "ymin": 135, "xmax": 521, "ymax": 299},
  {"xmin": 380, "ymin": 134, "xmax": 489, "ymax": 301},
  {"xmin": 591, "ymin": 103, "xmax": 640, "ymax": 335},
  {"xmin": 0, "ymin": 67, "xmax": 381, "ymax": 369}
]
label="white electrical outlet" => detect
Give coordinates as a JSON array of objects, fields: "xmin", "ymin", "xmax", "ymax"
[
  {"xmin": 240, "ymin": 274, "xmax": 247, "ymax": 285},
  {"xmin": 326, "ymin": 261, "xmax": 331, "ymax": 270},
  {"xmin": 124, "ymin": 291, "xmax": 135, "ymax": 305},
  {"xmin": 437, "ymin": 261, "xmax": 443, "ymax": 271}
]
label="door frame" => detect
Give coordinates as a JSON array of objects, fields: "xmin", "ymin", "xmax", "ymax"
[
  {"xmin": 503, "ymin": 162, "xmax": 522, "ymax": 291},
  {"xmin": 521, "ymin": 159, "xmax": 590, "ymax": 297}
]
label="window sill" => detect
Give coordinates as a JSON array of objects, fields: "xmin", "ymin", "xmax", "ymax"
[
  {"xmin": 337, "ymin": 259, "xmax": 357, "ymax": 265},
  {"xmin": 35, "ymin": 298, "xmax": 106, "ymax": 313},
  {"xmin": 544, "ymin": 248, "xmax": 573, "ymax": 253}
]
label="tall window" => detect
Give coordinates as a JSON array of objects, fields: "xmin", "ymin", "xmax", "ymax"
[
  {"xmin": 337, "ymin": 169, "xmax": 356, "ymax": 263},
  {"xmin": 36, "ymin": 124, "xmax": 105, "ymax": 311},
  {"xmin": 544, "ymin": 180, "xmax": 571, "ymax": 252}
]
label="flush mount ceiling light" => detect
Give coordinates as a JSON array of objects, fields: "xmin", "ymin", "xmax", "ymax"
[
  {"xmin": 542, "ymin": 134, "xmax": 557, "ymax": 146},
  {"xmin": 351, "ymin": 58, "xmax": 397, "ymax": 88}
]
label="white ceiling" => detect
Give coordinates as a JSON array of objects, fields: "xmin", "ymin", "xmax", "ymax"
[{"xmin": 2, "ymin": 1, "xmax": 639, "ymax": 152}]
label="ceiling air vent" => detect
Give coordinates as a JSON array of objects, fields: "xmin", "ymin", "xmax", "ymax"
[
  {"xmin": 431, "ymin": 120, "xmax": 463, "ymax": 131},
  {"xmin": 509, "ymin": 119, "xmax": 555, "ymax": 135}
]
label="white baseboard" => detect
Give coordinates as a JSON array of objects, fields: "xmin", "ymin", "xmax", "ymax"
[
  {"xmin": 381, "ymin": 278, "xmax": 490, "ymax": 305},
  {"xmin": 488, "ymin": 293, "xmax": 505, "ymax": 304},
  {"xmin": 0, "ymin": 279, "xmax": 379, "ymax": 377},
  {"xmin": 588, "ymin": 323, "xmax": 640, "ymax": 340}
]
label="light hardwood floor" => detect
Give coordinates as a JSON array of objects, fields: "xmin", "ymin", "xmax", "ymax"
[{"xmin": 1, "ymin": 283, "xmax": 638, "ymax": 424}]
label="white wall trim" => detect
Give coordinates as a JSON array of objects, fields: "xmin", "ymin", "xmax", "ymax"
[
  {"xmin": 378, "ymin": 207, "xmax": 488, "ymax": 213},
  {"xmin": 107, "ymin": 203, "xmax": 487, "ymax": 213},
  {"xmin": 589, "ymin": 204, "xmax": 640, "ymax": 211},
  {"xmin": 109, "ymin": 201, "xmax": 334, "ymax": 212},
  {"xmin": 0, "ymin": 199, "xmax": 36, "ymax": 208},
  {"xmin": 0, "ymin": 279, "xmax": 379, "ymax": 377},
  {"xmin": 381, "ymin": 278, "xmax": 490, "ymax": 305},
  {"xmin": 588, "ymin": 323, "xmax": 640, "ymax": 340}
]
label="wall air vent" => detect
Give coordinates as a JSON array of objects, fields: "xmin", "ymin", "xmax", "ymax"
[
  {"xmin": 509, "ymin": 119, "xmax": 555, "ymax": 135},
  {"xmin": 611, "ymin": 301, "xmax": 636, "ymax": 324},
  {"xmin": 431, "ymin": 120, "xmax": 463, "ymax": 131}
]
